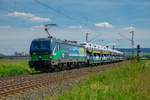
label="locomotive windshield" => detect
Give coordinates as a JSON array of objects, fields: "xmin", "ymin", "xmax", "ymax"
[{"xmin": 30, "ymin": 40, "xmax": 50, "ymax": 51}]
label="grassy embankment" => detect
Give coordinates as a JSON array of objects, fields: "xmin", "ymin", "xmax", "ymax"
[
  {"xmin": 0, "ymin": 59, "xmax": 33, "ymax": 77},
  {"xmin": 52, "ymin": 60, "xmax": 150, "ymax": 100}
]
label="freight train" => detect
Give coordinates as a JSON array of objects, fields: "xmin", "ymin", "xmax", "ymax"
[{"xmin": 29, "ymin": 37, "xmax": 124, "ymax": 71}]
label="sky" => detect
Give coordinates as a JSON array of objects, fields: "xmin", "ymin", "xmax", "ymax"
[{"xmin": 0, "ymin": 0, "xmax": 150, "ymax": 55}]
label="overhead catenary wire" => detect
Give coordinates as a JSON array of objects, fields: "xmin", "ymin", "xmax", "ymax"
[
  {"xmin": 89, "ymin": 33, "xmax": 102, "ymax": 42},
  {"xmin": 117, "ymin": 32, "xmax": 131, "ymax": 41},
  {"xmin": 33, "ymin": 0, "xmax": 73, "ymax": 20},
  {"xmin": 1, "ymin": 0, "xmax": 91, "ymax": 28},
  {"xmin": 3, "ymin": 1, "xmax": 132, "ymax": 44},
  {"xmin": 33, "ymin": 0, "xmax": 88, "ymax": 25}
]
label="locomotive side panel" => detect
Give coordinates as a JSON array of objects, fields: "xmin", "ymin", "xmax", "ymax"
[{"xmin": 50, "ymin": 42, "xmax": 87, "ymax": 65}]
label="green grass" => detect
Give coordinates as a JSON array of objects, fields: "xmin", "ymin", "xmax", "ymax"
[
  {"xmin": 0, "ymin": 59, "xmax": 33, "ymax": 77},
  {"xmin": 52, "ymin": 60, "xmax": 150, "ymax": 100}
]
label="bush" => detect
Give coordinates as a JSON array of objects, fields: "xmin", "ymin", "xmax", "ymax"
[{"xmin": 0, "ymin": 59, "xmax": 32, "ymax": 77}]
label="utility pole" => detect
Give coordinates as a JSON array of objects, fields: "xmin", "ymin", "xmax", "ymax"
[
  {"xmin": 86, "ymin": 33, "xmax": 89, "ymax": 42},
  {"xmin": 130, "ymin": 31, "xmax": 134, "ymax": 58}
]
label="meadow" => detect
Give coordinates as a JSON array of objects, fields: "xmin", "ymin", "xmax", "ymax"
[
  {"xmin": 0, "ymin": 59, "xmax": 33, "ymax": 77},
  {"xmin": 56, "ymin": 60, "xmax": 150, "ymax": 100}
]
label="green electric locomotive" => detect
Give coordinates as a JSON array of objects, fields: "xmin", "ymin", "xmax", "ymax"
[{"xmin": 29, "ymin": 37, "xmax": 87, "ymax": 71}]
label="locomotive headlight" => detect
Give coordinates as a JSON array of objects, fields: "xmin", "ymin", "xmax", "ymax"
[
  {"xmin": 39, "ymin": 56, "xmax": 41, "ymax": 58},
  {"xmin": 49, "ymin": 54, "xmax": 52, "ymax": 58},
  {"xmin": 53, "ymin": 53, "xmax": 56, "ymax": 56},
  {"xmin": 33, "ymin": 52, "xmax": 36, "ymax": 55}
]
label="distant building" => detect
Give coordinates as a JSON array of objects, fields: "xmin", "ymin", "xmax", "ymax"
[{"xmin": 14, "ymin": 51, "xmax": 29, "ymax": 56}]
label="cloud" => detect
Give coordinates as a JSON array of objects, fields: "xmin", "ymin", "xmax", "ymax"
[
  {"xmin": 123, "ymin": 26, "xmax": 135, "ymax": 31},
  {"xmin": 68, "ymin": 25, "xmax": 82, "ymax": 29},
  {"xmin": 31, "ymin": 25, "xmax": 45, "ymax": 30},
  {"xmin": 95, "ymin": 22, "xmax": 113, "ymax": 28},
  {"xmin": 8, "ymin": 11, "xmax": 51, "ymax": 23}
]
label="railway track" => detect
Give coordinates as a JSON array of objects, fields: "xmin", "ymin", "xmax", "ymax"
[{"xmin": 0, "ymin": 61, "xmax": 128, "ymax": 99}]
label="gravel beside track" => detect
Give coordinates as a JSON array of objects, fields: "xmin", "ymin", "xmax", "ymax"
[{"xmin": 0, "ymin": 61, "xmax": 129, "ymax": 100}]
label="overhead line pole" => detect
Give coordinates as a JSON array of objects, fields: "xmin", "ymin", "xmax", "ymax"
[
  {"xmin": 130, "ymin": 31, "xmax": 134, "ymax": 58},
  {"xmin": 117, "ymin": 31, "xmax": 135, "ymax": 58},
  {"xmin": 86, "ymin": 33, "xmax": 89, "ymax": 42}
]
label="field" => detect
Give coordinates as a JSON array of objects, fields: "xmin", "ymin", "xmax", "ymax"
[
  {"xmin": 56, "ymin": 60, "xmax": 150, "ymax": 100},
  {"xmin": 0, "ymin": 59, "xmax": 33, "ymax": 77}
]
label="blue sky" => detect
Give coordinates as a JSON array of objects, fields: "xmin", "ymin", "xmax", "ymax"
[{"xmin": 0, "ymin": 0, "xmax": 150, "ymax": 55}]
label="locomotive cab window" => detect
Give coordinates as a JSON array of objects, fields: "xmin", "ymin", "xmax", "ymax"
[{"xmin": 31, "ymin": 40, "xmax": 50, "ymax": 50}]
